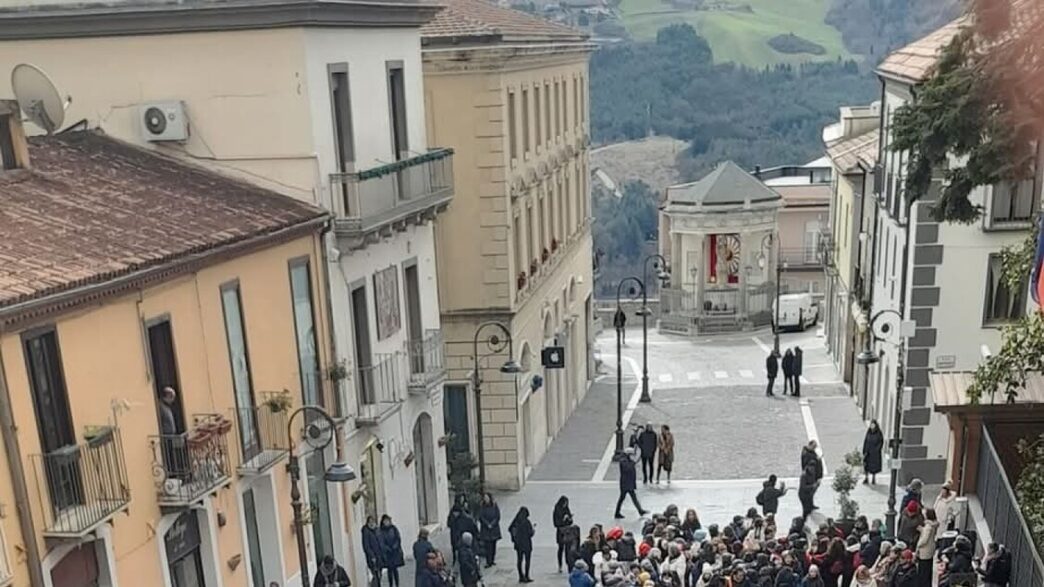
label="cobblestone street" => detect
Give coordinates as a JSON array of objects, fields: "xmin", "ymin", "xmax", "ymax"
[{"xmin": 400, "ymin": 326, "xmax": 899, "ymax": 586}]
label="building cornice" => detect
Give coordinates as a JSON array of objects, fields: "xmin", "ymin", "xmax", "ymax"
[
  {"xmin": 422, "ymin": 42, "xmax": 594, "ymax": 74},
  {"xmin": 0, "ymin": 0, "xmax": 440, "ymax": 40}
]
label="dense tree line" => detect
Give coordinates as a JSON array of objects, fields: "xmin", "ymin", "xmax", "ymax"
[
  {"xmin": 589, "ymin": 24, "xmax": 878, "ymax": 181},
  {"xmin": 592, "ymin": 180, "xmax": 659, "ymax": 297},
  {"xmin": 825, "ymin": 0, "xmax": 960, "ymax": 60}
]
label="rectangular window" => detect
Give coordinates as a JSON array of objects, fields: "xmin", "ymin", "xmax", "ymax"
[
  {"xmin": 526, "ymin": 205, "xmax": 535, "ymax": 266},
  {"xmin": 553, "ymin": 82, "xmax": 560, "ymax": 138},
  {"xmin": 508, "ymin": 91, "xmax": 517, "ymax": 161},
  {"xmin": 243, "ymin": 488, "xmax": 266, "ymax": 587},
  {"xmin": 990, "ymin": 178, "xmax": 1037, "ymax": 226},
  {"xmin": 573, "ymin": 78, "xmax": 579, "ymax": 129},
  {"xmin": 289, "ymin": 260, "xmax": 321, "ymax": 408},
  {"xmin": 327, "ymin": 64, "xmax": 354, "ymax": 172},
  {"xmin": 220, "ymin": 283, "xmax": 259, "ymax": 462},
  {"xmin": 544, "ymin": 83, "xmax": 552, "ymax": 145},
  {"xmin": 984, "ymin": 254, "xmax": 1028, "ymax": 324},
  {"xmin": 522, "ymin": 88, "xmax": 530, "ymax": 155},
  {"xmin": 514, "ymin": 213, "xmax": 525, "ymax": 277},
  {"xmin": 350, "ymin": 284, "xmax": 374, "ymax": 405},
  {"xmin": 387, "ymin": 62, "xmax": 409, "ymax": 160},
  {"xmin": 533, "ymin": 87, "xmax": 541, "ymax": 148}
]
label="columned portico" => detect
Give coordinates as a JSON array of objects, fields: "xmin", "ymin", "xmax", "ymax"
[{"xmin": 659, "ymin": 161, "xmax": 783, "ymax": 335}]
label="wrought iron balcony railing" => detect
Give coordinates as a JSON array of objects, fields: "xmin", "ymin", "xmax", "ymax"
[
  {"xmin": 234, "ymin": 394, "xmax": 291, "ymax": 475},
  {"xmin": 150, "ymin": 414, "xmax": 232, "ymax": 509},
  {"xmin": 30, "ymin": 426, "xmax": 130, "ymax": 539},
  {"xmin": 356, "ymin": 352, "xmax": 405, "ymax": 425},
  {"xmin": 407, "ymin": 330, "xmax": 446, "ymax": 394},
  {"xmin": 330, "ymin": 149, "xmax": 454, "ymax": 240}
]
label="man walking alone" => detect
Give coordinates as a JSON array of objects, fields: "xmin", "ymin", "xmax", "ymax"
[
  {"xmin": 765, "ymin": 351, "xmax": 779, "ymax": 396},
  {"xmin": 614, "ymin": 447, "xmax": 648, "ymax": 519},
  {"xmin": 637, "ymin": 424, "xmax": 658, "ymax": 484}
]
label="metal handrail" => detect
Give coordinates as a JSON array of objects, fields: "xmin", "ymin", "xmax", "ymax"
[
  {"xmin": 407, "ymin": 329, "xmax": 445, "ymax": 385},
  {"xmin": 356, "ymin": 352, "xmax": 404, "ymax": 406},
  {"xmin": 233, "ymin": 397, "xmax": 290, "ymax": 473},
  {"xmin": 150, "ymin": 414, "xmax": 232, "ymax": 506},
  {"xmin": 329, "ymin": 149, "xmax": 454, "ymax": 229}
]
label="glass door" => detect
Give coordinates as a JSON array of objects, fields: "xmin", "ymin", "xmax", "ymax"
[
  {"xmin": 307, "ymin": 451, "xmax": 335, "ymax": 562},
  {"xmin": 243, "ymin": 488, "xmax": 266, "ymax": 586}
]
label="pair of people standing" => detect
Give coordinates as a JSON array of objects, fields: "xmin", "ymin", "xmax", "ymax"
[
  {"xmin": 361, "ymin": 515, "xmax": 405, "ymax": 587},
  {"xmin": 765, "ymin": 347, "xmax": 803, "ymax": 396},
  {"xmin": 634, "ymin": 423, "xmax": 675, "ymax": 484}
]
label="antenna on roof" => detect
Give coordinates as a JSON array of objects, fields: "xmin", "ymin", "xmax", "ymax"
[{"xmin": 11, "ymin": 64, "xmax": 69, "ymax": 135}]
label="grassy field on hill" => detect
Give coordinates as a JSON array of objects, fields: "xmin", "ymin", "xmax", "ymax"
[{"xmin": 618, "ymin": 0, "xmax": 852, "ymax": 67}]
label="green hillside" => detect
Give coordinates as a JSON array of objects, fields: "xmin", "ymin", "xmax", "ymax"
[{"xmin": 618, "ymin": 0, "xmax": 852, "ymax": 67}]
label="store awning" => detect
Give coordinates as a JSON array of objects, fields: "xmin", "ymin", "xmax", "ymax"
[{"xmin": 930, "ymin": 371, "xmax": 1044, "ymax": 413}]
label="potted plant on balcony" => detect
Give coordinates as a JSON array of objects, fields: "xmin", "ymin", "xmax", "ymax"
[
  {"xmin": 530, "ymin": 259, "xmax": 539, "ymax": 275},
  {"xmin": 551, "ymin": 238, "xmax": 559, "ymax": 253},
  {"xmin": 541, "ymin": 247, "xmax": 550, "ymax": 263},
  {"xmin": 325, "ymin": 360, "xmax": 348, "ymax": 383},
  {"xmin": 264, "ymin": 389, "xmax": 293, "ymax": 413},
  {"xmin": 517, "ymin": 272, "xmax": 527, "ymax": 290},
  {"xmin": 84, "ymin": 424, "xmax": 115, "ymax": 448}
]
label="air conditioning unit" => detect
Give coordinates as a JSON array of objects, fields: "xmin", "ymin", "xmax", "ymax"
[{"xmin": 140, "ymin": 101, "xmax": 188, "ymax": 142}]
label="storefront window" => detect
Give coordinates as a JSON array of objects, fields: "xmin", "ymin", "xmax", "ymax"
[{"xmin": 166, "ymin": 511, "xmax": 205, "ymax": 587}]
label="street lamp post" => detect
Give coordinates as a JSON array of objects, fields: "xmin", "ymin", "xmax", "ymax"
[
  {"xmin": 773, "ymin": 260, "xmax": 788, "ymax": 355},
  {"xmin": 614, "ymin": 277, "xmax": 645, "ymax": 453},
  {"xmin": 639, "ymin": 254, "xmax": 670, "ymax": 404},
  {"xmin": 472, "ymin": 321, "xmax": 523, "ymax": 493},
  {"xmin": 286, "ymin": 405, "xmax": 356, "ymax": 584}
]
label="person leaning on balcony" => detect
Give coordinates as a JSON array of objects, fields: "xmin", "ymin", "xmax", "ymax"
[{"xmin": 160, "ymin": 386, "xmax": 179, "ymax": 435}]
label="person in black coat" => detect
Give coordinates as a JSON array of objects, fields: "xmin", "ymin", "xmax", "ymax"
[
  {"xmin": 801, "ymin": 440, "xmax": 824, "ymax": 510},
  {"xmin": 798, "ymin": 464, "xmax": 818, "ymax": 519},
  {"xmin": 457, "ymin": 532, "xmax": 482, "ymax": 587},
  {"xmin": 378, "ymin": 515, "xmax": 404, "ymax": 587},
  {"xmin": 415, "ymin": 552, "xmax": 446, "ymax": 587},
  {"xmin": 553, "ymin": 495, "xmax": 574, "ymax": 572},
  {"xmin": 447, "ymin": 499, "xmax": 478, "ymax": 564},
  {"xmin": 314, "ymin": 554, "xmax": 352, "ymax": 587},
  {"xmin": 637, "ymin": 424, "xmax": 658, "ymax": 484},
  {"xmin": 782, "ymin": 349, "xmax": 795, "ymax": 395},
  {"xmin": 766, "ymin": 351, "xmax": 779, "ymax": 396},
  {"xmin": 862, "ymin": 420, "xmax": 885, "ymax": 485},
  {"xmin": 614, "ymin": 447, "xmax": 648, "ymax": 519},
  {"xmin": 477, "ymin": 492, "xmax": 501, "ymax": 567},
  {"xmin": 508, "ymin": 506, "xmax": 535, "ymax": 583},
  {"xmin": 412, "ymin": 528, "xmax": 435, "ymax": 587},
  {"xmin": 756, "ymin": 474, "xmax": 788, "ymax": 515},
  {"xmin": 793, "ymin": 346, "xmax": 804, "ymax": 396},
  {"xmin": 361, "ymin": 516, "xmax": 384, "ymax": 586}
]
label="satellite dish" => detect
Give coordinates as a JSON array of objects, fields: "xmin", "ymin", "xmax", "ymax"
[{"xmin": 11, "ymin": 64, "xmax": 67, "ymax": 135}]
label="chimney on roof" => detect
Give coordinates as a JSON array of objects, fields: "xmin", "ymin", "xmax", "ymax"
[
  {"xmin": 0, "ymin": 100, "xmax": 29, "ymax": 171},
  {"xmin": 754, "ymin": 165, "xmax": 761, "ymax": 178}
]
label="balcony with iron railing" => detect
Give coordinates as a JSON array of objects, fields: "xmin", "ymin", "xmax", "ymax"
[
  {"xmin": 407, "ymin": 330, "xmax": 446, "ymax": 394},
  {"xmin": 356, "ymin": 352, "xmax": 405, "ymax": 426},
  {"xmin": 233, "ymin": 392, "xmax": 291, "ymax": 475},
  {"xmin": 149, "ymin": 414, "xmax": 232, "ymax": 510},
  {"xmin": 778, "ymin": 246, "xmax": 824, "ymax": 268},
  {"xmin": 30, "ymin": 426, "xmax": 130, "ymax": 539},
  {"xmin": 330, "ymin": 149, "xmax": 454, "ymax": 244}
]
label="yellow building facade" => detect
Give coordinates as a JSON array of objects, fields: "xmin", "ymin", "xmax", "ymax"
[
  {"xmin": 422, "ymin": 0, "xmax": 596, "ymax": 489},
  {"xmin": 0, "ymin": 125, "xmax": 344, "ymax": 587}
]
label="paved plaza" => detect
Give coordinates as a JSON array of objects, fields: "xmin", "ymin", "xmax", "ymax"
[{"xmin": 400, "ymin": 326, "xmax": 900, "ymax": 586}]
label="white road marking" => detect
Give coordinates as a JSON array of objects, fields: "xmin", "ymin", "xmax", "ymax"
[
  {"xmin": 714, "ymin": 371, "xmax": 728, "ymax": 379},
  {"xmin": 687, "ymin": 371, "xmax": 701, "ymax": 381},
  {"xmin": 799, "ymin": 398, "xmax": 829, "ymax": 477},
  {"xmin": 658, "ymin": 373, "xmax": 673, "ymax": 383},
  {"xmin": 739, "ymin": 369, "xmax": 754, "ymax": 378},
  {"xmin": 593, "ymin": 355, "xmax": 644, "ymax": 482},
  {"xmin": 751, "ymin": 336, "xmax": 773, "ymax": 355},
  {"xmin": 800, "ymin": 376, "xmax": 810, "ymax": 384}
]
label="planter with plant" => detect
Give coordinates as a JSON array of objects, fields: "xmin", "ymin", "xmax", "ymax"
[
  {"xmin": 264, "ymin": 389, "xmax": 293, "ymax": 413},
  {"xmin": 831, "ymin": 451, "xmax": 863, "ymax": 535},
  {"xmin": 517, "ymin": 272, "xmax": 527, "ymax": 290},
  {"xmin": 325, "ymin": 360, "xmax": 349, "ymax": 383}
]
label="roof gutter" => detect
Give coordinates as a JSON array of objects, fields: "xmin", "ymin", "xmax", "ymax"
[{"xmin": 0, "ymin": 214, "xmax": 329, "ymax": 331}]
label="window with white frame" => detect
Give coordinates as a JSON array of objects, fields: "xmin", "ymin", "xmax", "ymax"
[
  {"xmin": 983, "ymin": 254, "xmax": 1028, "ymax": 324},
  {"xmin": 989, "ymin": 178, "xmax": 1037, "ymax": 227}
]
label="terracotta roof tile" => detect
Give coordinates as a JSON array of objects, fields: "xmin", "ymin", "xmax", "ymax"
[
  {"xmin": 876, "ymin": 16, "xmax": 970, "ymax": 84},
  {"xmin": 421, "ymin": 0, "xmax": 587, "ymax": 44},
  {"xmin": 826, "ymin": 128, "xmax": 880, "ymax": 173},
  {"xmin": 0, "ymin": 131, "xmax": 326, "ymax": 310}
]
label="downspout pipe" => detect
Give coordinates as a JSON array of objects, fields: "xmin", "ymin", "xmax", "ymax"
[{"xmin": 0, "ymin": 349, "xmax": 45, "ymax": 586}]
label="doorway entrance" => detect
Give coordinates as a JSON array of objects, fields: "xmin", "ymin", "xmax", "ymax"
[
  {"xmin": 412, "ymin": 413, "xmax": 437, "ymax": 525},
  {"xmin": 50, "ymin": 543, "xmax": 100, "ymax": 587},
  {"xmin": 165, "ymin": 511, "xmax": 206, "ymax": 587}
]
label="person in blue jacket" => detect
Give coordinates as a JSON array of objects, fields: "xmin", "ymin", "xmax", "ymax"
[{"xmin": 411, "ymin": 527, "xmax": 435, "ymax": 587}]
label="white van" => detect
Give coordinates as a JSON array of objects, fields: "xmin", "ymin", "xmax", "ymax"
[{"xmin": 772, "ymin": 293, "xmax": 819, "ymax": 331}]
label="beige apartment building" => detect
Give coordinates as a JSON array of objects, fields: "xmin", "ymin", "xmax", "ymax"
[{"xmin": 422, "ymin": 0, "xmax": 595, "ymax": 489}]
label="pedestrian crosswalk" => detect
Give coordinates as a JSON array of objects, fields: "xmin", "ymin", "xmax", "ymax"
[{"xmin": 647, "ymin": 371, "xmax": 833, "ymax": 387}]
